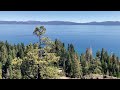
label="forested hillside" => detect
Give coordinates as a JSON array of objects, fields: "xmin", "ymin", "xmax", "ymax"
[{"xmin": 0, "ymin": 26, "xmax": 120, "ymax": 79}]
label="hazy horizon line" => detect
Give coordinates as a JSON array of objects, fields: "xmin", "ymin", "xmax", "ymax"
[{"xmin": 0, "ymin": 20, "xmax": 120, "ymax": 23}]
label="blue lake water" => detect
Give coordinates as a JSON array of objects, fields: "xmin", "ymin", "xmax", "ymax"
[{"xmin": 0, "ymin": 24, "xmax": 120, "ymax": 56}]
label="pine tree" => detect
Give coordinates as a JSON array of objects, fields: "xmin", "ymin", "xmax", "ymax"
[
  {"xmin": 80, "ymin": 53, "xmax": 88, "ymax": 75},
  {"xmin": 96, "ymin": 50, "xmax": 101, "ymax": 59},
  {"xmin": 71, "ymin": 53, "xmax": 82, "ymax": 78},
  {"xmin": 100, "ymin": 48, "xmax": 105, "ymax": 61},
  {"xmin": 12, "ymin": 48, "xmax": 16, "ymax": 59},
  {"xmin": 0, "ymin": 62, "xmax": 2, "ymax": 79},
  {"xmin": 69, "ymin": 44, "xmax": 75, "ymax": 53},
  {"xmin": 33, "ymin": 26, "xmax": 46, "ymax": 48},
  {"xmin": 65, "ymin": 52, "xmax": 72, "ymax": 77},
  {"xmin": 0, "ymin": 45, "xmax": 8, "ymax": 64},
  {"xmin": 11, "ymin": 58, "xmax": 22, "ymax": 79}
]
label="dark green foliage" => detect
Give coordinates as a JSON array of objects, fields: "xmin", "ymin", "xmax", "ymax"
[
  {"xmin": 0, "ymin": 26, "xmax": 120, "ymax": 79},
  {"xmin": 80, "ymin": 53, "xmax": 89, "ymax": 75},
  {"xmin": 0, "ymin": 39, "xmax": 120, "ymax": 79},
  {"xmin": 46, "ymin": 39, "xmax": 120, "ymax": 78},
  {"xmin": 96, "ymin": 50, "xmax": 101, "ymax": 59},
  {"xmin": 54, "ymin": 41, "xmax": 82, "ymax": 78},
  {"xmin": 65, "ymin": 52, "xmax": 72, "ymax": 76},
  {"xmin": 70, "ymin": 53, "xmax": 82, "ymax": 78}
]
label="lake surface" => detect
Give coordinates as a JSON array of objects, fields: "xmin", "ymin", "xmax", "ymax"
[{"xmin": 0, "ymin": 24, "xmax": 120, "ymax": 56}]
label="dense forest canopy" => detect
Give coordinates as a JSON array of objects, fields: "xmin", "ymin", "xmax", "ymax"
[{"xmin": 0, "ymin": 26, "xmax": 120, "ymax": 79}]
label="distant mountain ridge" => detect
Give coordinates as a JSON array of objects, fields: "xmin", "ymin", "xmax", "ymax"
[{"xmin": 1, "ymin": 21, "xmax": 120, "ymax": 25}]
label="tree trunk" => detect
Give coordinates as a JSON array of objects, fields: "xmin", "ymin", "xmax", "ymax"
[
  {"xmin": 39, "ymin": 36, "xmax": 41, "ymax": 49},
  {"xmin": 37, "ymin": 64, "xmax": 41, "ymax": 79}
]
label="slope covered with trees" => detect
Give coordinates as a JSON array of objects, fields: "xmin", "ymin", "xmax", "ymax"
[{"xmin": 0, "ymin": 26, "xmax": 120, "ymax": 79}]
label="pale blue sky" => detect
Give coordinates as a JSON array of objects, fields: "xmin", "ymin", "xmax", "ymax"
[{"xmin": 0, "ymin": 11, "xmax": 120, "ymax": 23}]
